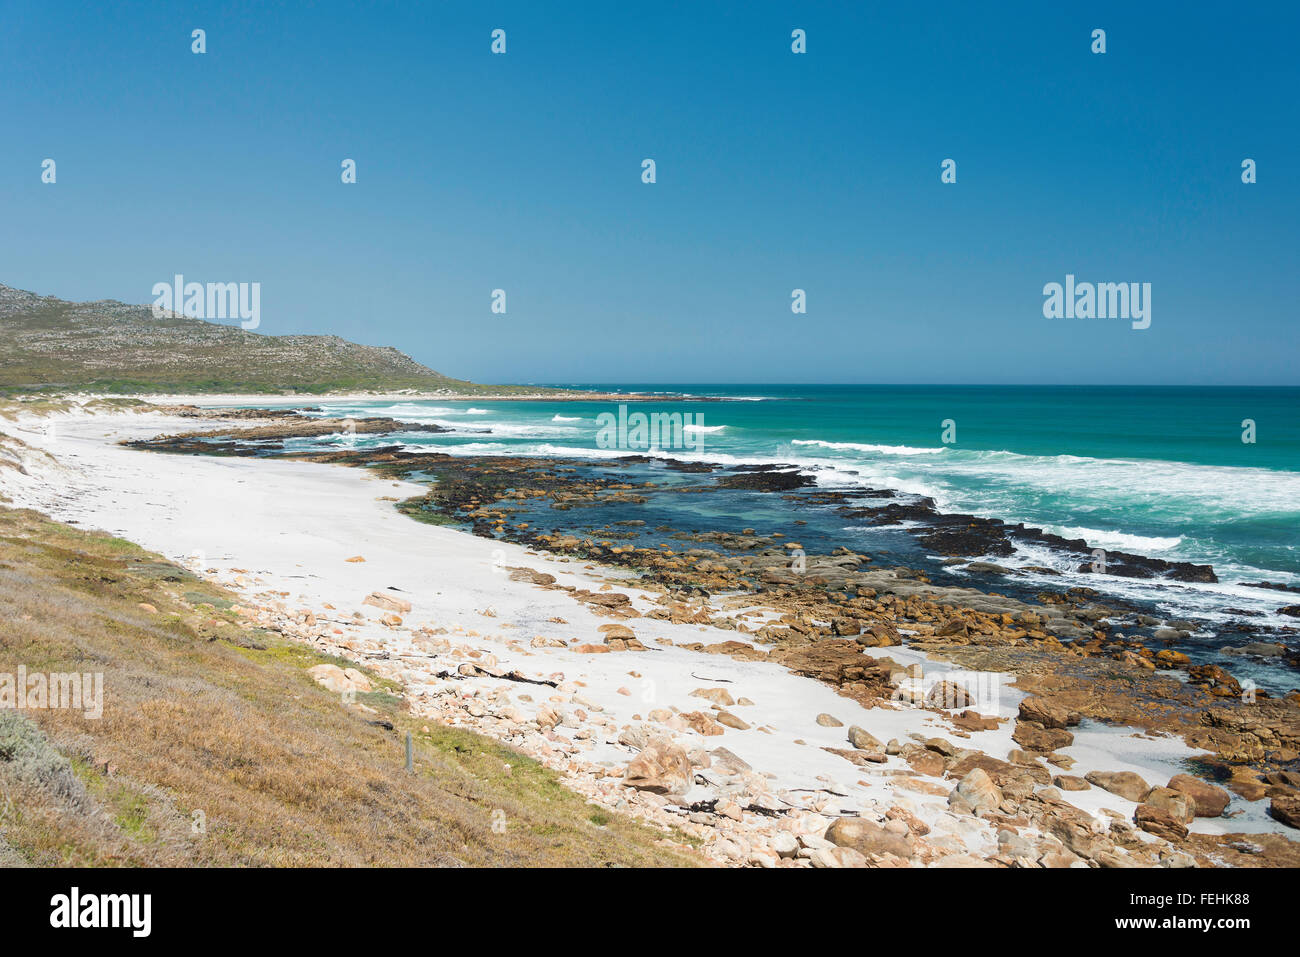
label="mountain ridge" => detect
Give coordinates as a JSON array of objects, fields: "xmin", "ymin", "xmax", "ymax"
[{"xmin": 0, "ymin": 283, "xmax": 488, "ymax": 395}]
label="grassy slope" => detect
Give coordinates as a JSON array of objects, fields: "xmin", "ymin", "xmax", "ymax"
[
  {"xmin": 0, "ymin": 505, "xmax": 698, "ymax": 867},
  {"xmin": 0, "ymin": 286, "xmax": 552, "ymax": 396}
]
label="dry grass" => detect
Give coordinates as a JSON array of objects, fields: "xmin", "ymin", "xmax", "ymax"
[{"xmin": 0, "ymin": 506, "xmax": 699, "ymax": 867}]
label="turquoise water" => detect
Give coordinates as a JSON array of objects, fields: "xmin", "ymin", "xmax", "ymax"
[
  {"xmin": 274, "ymin": 385, "xmax": 1300, "ymax": 661},
  {"xmin": 306, "ymin": 385, "xmax": 1299, "ymax": 575}
]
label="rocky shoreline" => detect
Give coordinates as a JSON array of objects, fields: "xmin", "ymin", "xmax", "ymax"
[{"xmin": 111, "ymin": 408, "xmax": 1300, "ymax": 865}]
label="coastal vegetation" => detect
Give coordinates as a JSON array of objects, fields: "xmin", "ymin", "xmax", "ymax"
[{"xmin": 0, "ymin": 497, "xmax": 697, "ymax": 867}]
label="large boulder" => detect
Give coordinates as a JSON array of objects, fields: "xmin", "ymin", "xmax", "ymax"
[
  {"xmin": 847, "ymin": 725, "xmax": 883, "ymax": 751},
  {"xmin": 1134, "ymin": 803, "xmax": 1189, "ymax": 841},
  {"xmin": 1144, "ymin": 786, "xmax": 1195, "ymax": 823},
  {"xmin": 623, "ymin": 739, "xmax": 692, "ymax": 795},
  {"xmin": 1085, "ymin": 770, "xmax": 1151, "ymax": 803},
  {"xmin": 1270, "ymin": 794, "xmax": 1300, "ymax": 829},
  {"xmin": 950, "ymin": 767, "xmax": 1003, "ymax": 816},
  {"xmin": 1018, "ymin": 697, "xmax": 1080, "ymax": 730},
  {"xmin": 1167, "ymin": 773, "xmax": 1231, "ymax": 818},
  {"xmin": 1012, "ymin": 720, "xmax": 1074, "ymax": 753},
  {"xmin": 825, "ymin": 816, "xmax": 914, "ymax": 859}
]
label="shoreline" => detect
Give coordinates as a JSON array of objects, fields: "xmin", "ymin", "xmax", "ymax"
[
  {"xmin": 2, "ymin": 403, "xmax": 1298, "ymax": 866},
  {"xmin": 1, "ymin": 391, "xmax": 730, "ymax": 407}
]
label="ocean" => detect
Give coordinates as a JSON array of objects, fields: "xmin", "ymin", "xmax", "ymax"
[{"xmin": 272, "ymin": 384, "xmax": 1299, "ymax": 688}]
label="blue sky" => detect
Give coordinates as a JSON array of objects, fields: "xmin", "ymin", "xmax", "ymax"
[{"xmin": 2, "ymin": 1, "xmax": 1296, "ymax": 385}]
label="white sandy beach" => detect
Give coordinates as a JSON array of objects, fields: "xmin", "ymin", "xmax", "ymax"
[{"xmin": 1, "ymin": 403, "xmax": 1291, "ymax": 866}]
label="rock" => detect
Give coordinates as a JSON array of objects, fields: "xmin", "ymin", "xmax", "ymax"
[
  {"xmin": 825, "ymin": 816, "xmax": 914, "ymax": 859},
  {"xmin": 623, "ymin": 739, "xmax": 692, "ymax": 794},
  {"xmin": 1134, "ymin": 804, "xmax": 1188, "ymax": 841},
  {"xmin": 1187, "ymin": 664, "xmax": 1242, "ymax": 697},
  {"xmin": 1085, "ymin": 771, "xmax": 1151, "ymax": 803},
  {"xmin": 951, "ymin": 709, "xmax": 1000, "ymax": 732},
  {"xmin": 530, "ymin": 635, "xmax": 567, "ymax": 648},
  {"xmin": 1145, "ymin": 786, "xmax": 1195, "ymax": 823},
  {"xmin": 307, "ymin": 663, "xmax": 372, "ymax": 693},
  {"xmin": 689, "ymin": 687, "xmax": 735, "ymax": 707},
  {"xmin": 926, "ymin": 680, "xmax": 974, "ymax": 709},
  {"xmin": 715, "ymin": 711, "xmax": 751, "ymax": 731},
  {"xmin": 617, "ymin": 724, "xmax": 655, "ymax": 750},
  {"xmin": 708, "ymin": 747, "xmax": 751, "ymax": 775},
  {"xmin": 925, "ymin": 737, "xmax": 959, "ymax": 757},
  {"xmin": 1040, "ymin": 849, "xmax": 1086, "ymax": 868},
  {"xmin": 1223, "ymin": 642, "xmax": 1287, "ymax": 658},
  {"xmin": 680, "ymin": 711, "xmax": 725, "ymax": 736},
  {"xmin": 1012, "ymin": 721, "xmax": 1074, "ymax": 753},
  {"xmin": 507, "ymin": 567, "xmax": 556, "ymax": 586},
  {"xmin": 809, "ymin": 846, "xmax": 869, "ymax": 868},
  {"xmin": 998, "ymin": 830, "xmax": 1035, "ymax": 859},
  {"xmin": 934, "ymin": 617, "xmax": 969, "ymax": 638},
  {"xmin": 816, "ymin": 713, "xmax": 843, "ymax": 727},
  {"xmin": 1053, "ymin": 775, "xmax": 1091, "ymax": 791},
  {"xmin": 1155, "ymin": 649, "xmax": 1191, "ymax": 666},
  {"xmin": 847, "ymin": 725, "xmax": 883, "ymax": 751},
  {"xmin": 1167, "ymin": 774, "xmax": 1231, "ymax": 818},
  {"xmin": 1270, "ymin": 795, "xmax": 1300, "ymax": 829},
  {"xmin": 344, "ymin": 555, "xmax": 366, "ymax": 563},
  {"xmin": 951, "ymin": 767, "xmax": 1003, "ymax": 816},
  {"xmin": 770, "ymin": 831, "xmax": 799, "ymax": 858},
  {"xmin": 598, "ymin": 623, "xmax": 637, "ymax": 640},
  {"xmin": 1018, "ymin": 697, "xmax": 1080, "ymax": 730},
  {"xmin": 363, "ymin": 591, "xmax": 412, "ymax": 613}
]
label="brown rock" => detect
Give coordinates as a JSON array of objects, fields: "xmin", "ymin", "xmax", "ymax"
[
  {"xmin": 825, "ymin": 816, "xmax": 914, "ymax": 859},
  {"xmin": 1134, "ymin": 803, "xmax": 1188, "ymax": 841},
  {"xmin": 926, "ymin": 680, "xmax": 974, "ymax": 709},
  {"xmin": 1053, "ymin": 775, "xmax": 1091, "ymax": 791},
  {"xmin": 1018, "ymin": 697, "xmax": 1080, "ymax": 730},
  {"xmin": 1145, "ymin": 786, "xmax": 1195, "ymax": 823},
  {"xmin": 680, "ymin": 711, "xmax": 725, "ymax": 736},
  {"xmin": 1012, "ymin": 720, "xmax": 1074, "ymax": 753},
  {"xmin": 715, "ymin": 711, "xmax": 750, "ymax": 731},
  {"xmin": 623, "ymin": 739, "xmax": 692, "ymax": 794},
  {"xmin": 1167, "ymin": 773, "xmax": 1231, "ymax": 818},
  {"xmin": 689, "ymin": 687, "xmax": 735, "ymax": 707},
  {"xmin": 847, "ymin": 725, "xmax": 883, "ymax": 751},
  {"xmin": 507, "ymin": 567, "xmax": 556, "ymax": 586},
  {"xmin": 1271, "ymin": 794, "xmax": 1300, "ymax": 829},
  {"xmin": 363, "ymin": 591, "xmax": 412, "ymax": 614},
  {"xmin": 1085, "ymin": 770, "xmax": 1151, "ymax": 803},
  {"xmin": 951, "ymin": 767, "xmax": 1002, "ymax": 816},
  {"xmin": 597, "ymin": 623, "xmax": 637, "ymax": 640}
]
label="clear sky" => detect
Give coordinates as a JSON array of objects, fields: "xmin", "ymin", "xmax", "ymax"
[{"xmin": 2, "ymin": 1, "xmax": 1296, "ymax": 385}]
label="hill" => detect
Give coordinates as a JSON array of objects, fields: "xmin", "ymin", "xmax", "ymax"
[{"xmin": 0, "ymin": 283, "xmax": 492, "ymax": 395}]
